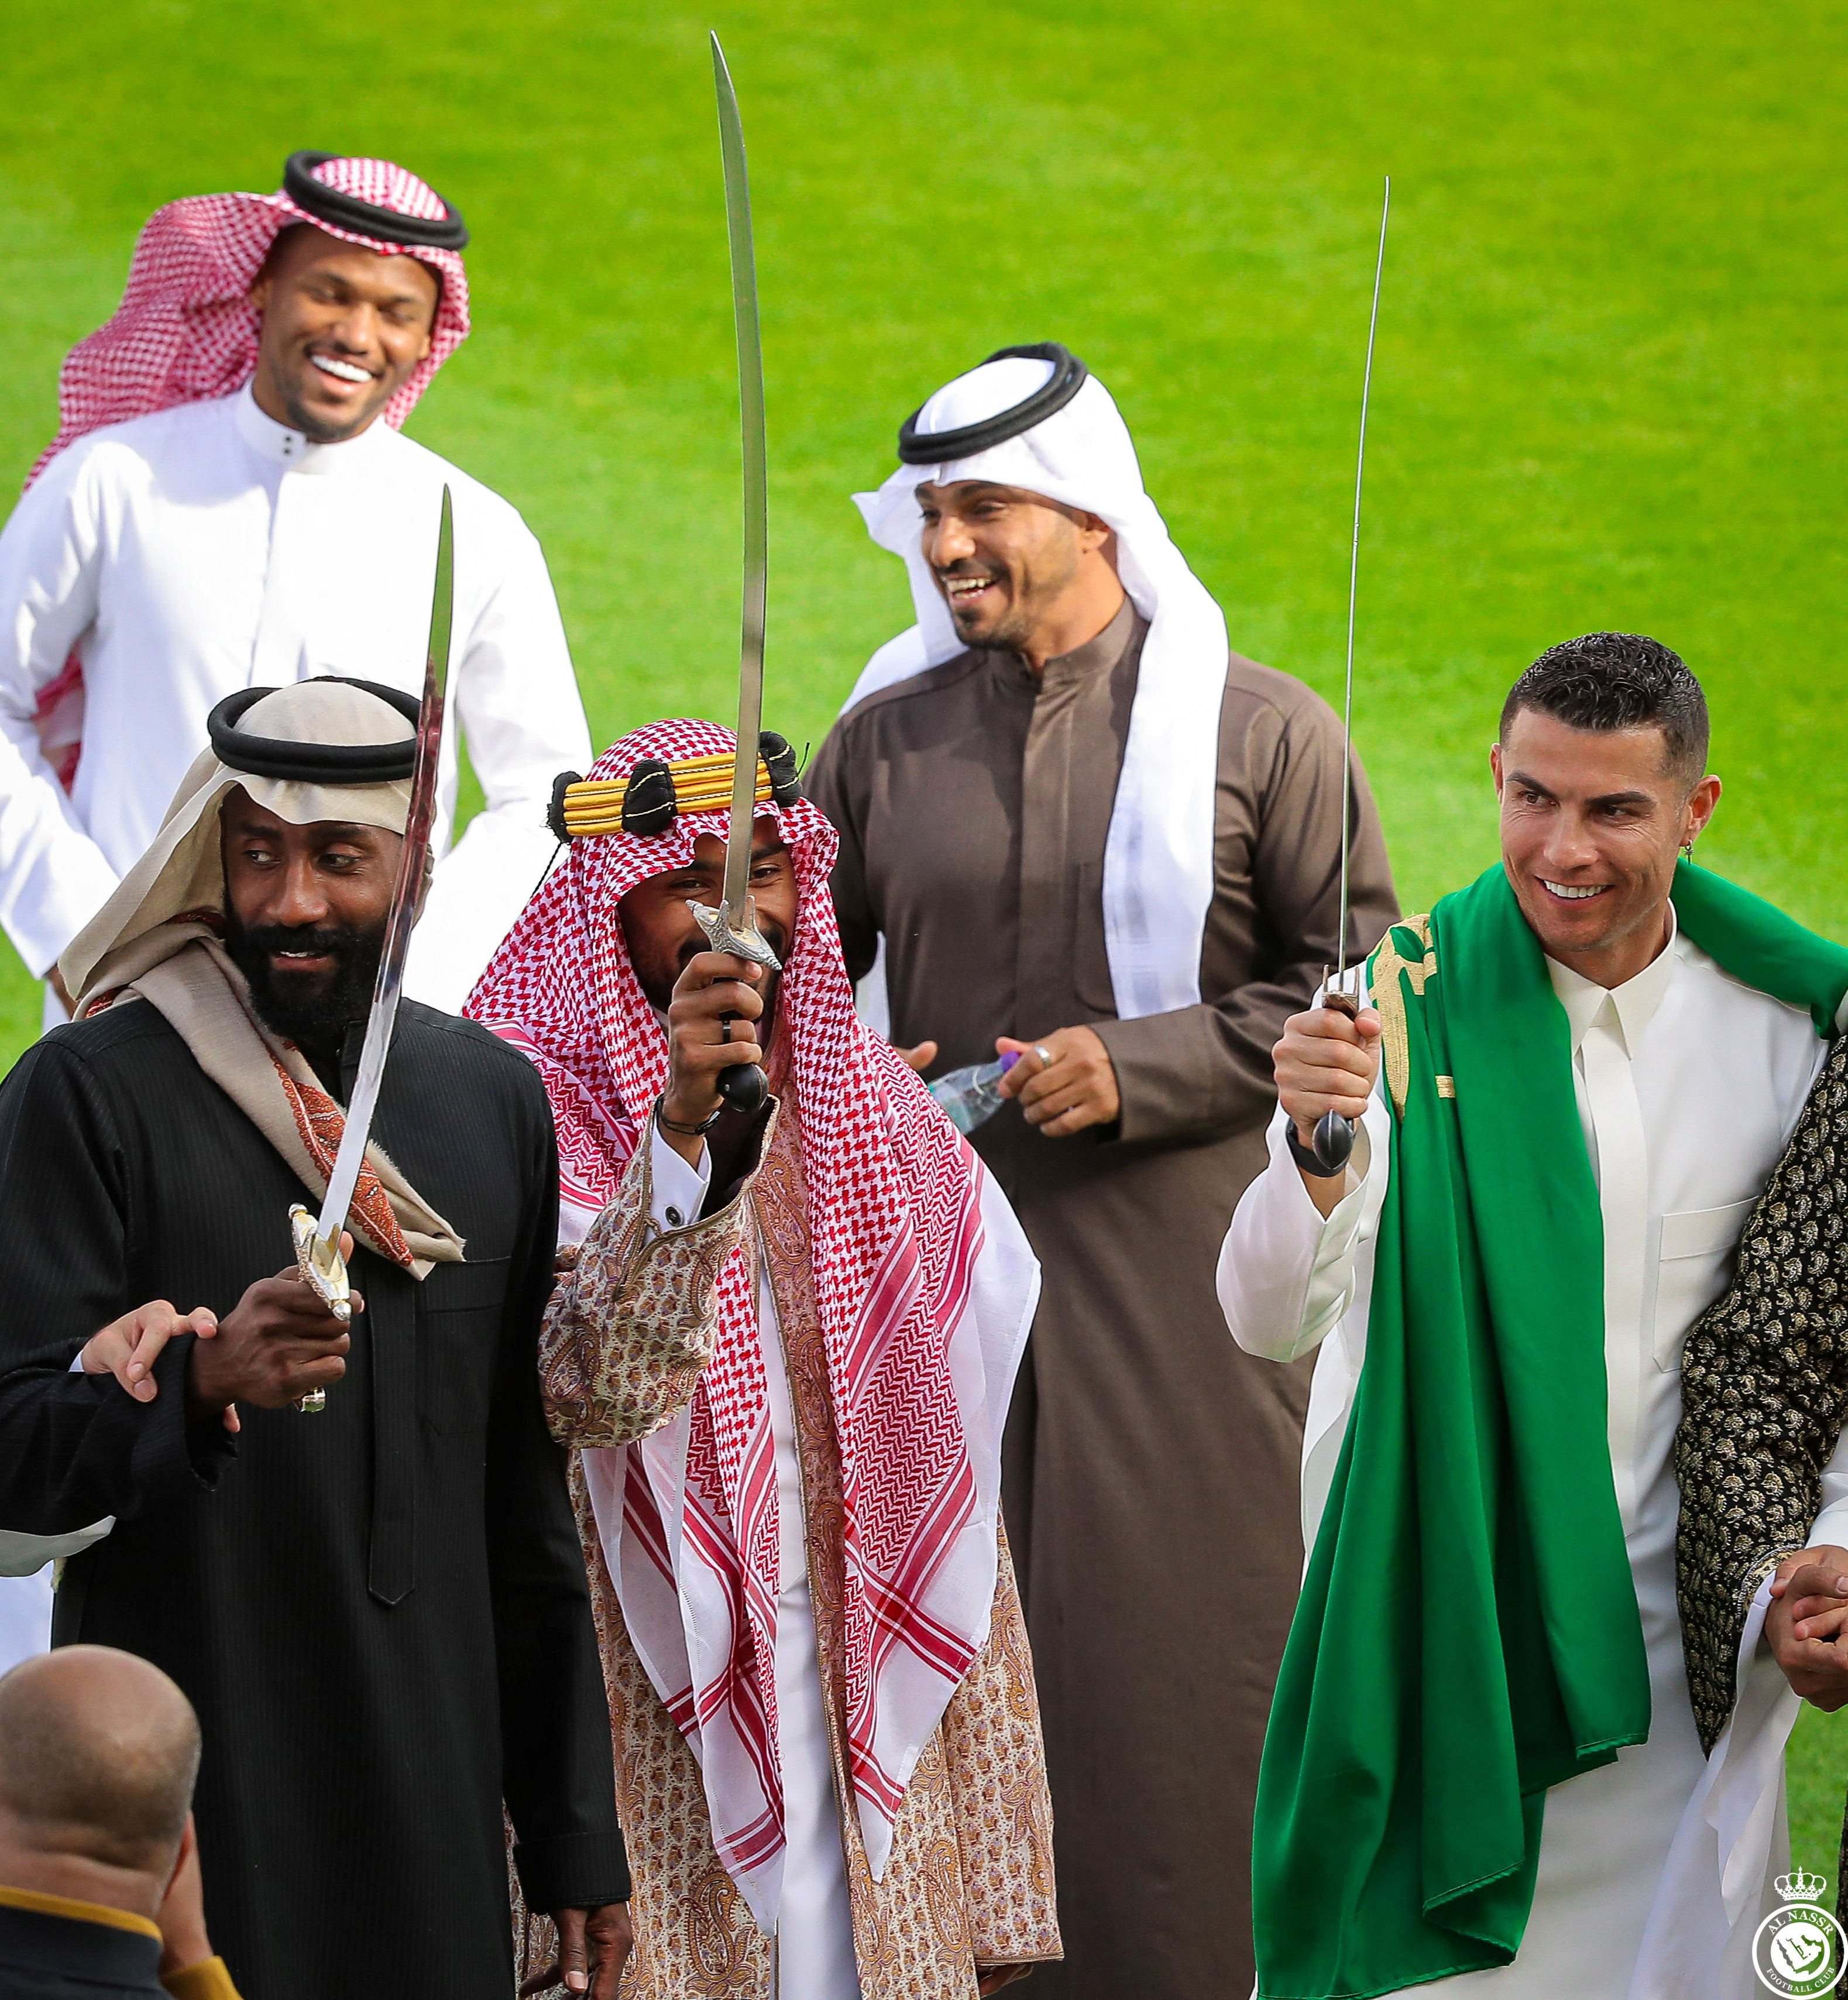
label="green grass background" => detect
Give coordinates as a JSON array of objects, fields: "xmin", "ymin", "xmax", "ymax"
[{"xmin": 4, "ymin": 0, "xmax": 1846, "ymax": 1895}]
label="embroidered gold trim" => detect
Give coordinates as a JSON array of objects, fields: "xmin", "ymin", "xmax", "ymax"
[
  {"xmin": 1370, "ymin": 914, "xmax": 1437, "ymax": 1116},
  {"xmin": 1435, "ymin": 1075, "xmax": 1457, "ymax": 1099}
]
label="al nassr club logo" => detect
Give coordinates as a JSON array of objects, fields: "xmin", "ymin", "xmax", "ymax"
[{"xmin": 1755, "ymin": 1869, "xmax": 1847, "ymax": 1996}]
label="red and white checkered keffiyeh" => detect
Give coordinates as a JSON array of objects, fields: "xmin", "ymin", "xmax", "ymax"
[
  {"xmin": 30, "ymin": 153, "xmax": 469, "ymax": 485},
  {"xmin": 466, "ymin": 718, "xmax": 1038, "ymax": 1917},
  {"xmin": 25, "ymin": 157, "xmax": 470, "ymax": 789}
]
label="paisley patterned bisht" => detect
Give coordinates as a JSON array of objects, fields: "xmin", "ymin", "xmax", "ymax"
[
  {"xmin": 468, "ymin": 719, "xmax": 1061, "ymax": 1998},
  {"xmin": 1675, "ymin": 1035, "xmax": 1848, "ymax": 1879}
]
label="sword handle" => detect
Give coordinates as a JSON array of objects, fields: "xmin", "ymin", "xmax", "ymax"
[
  {"xmin": 1311, "ymin": 974, "xmax": 1361, "ymax": 1174},
  {"xmin": 717, "ymin": 1042, "xmax": 768, "ymax": 1113},
  {"xmin": 689, "ymin": 899, "xmax": 778, "ymax": 1119},
  {"xmin": 287, "ymin": 1203, "xmax": 351, "ymax": 1415}
]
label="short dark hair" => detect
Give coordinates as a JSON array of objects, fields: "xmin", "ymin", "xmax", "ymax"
[{"xmin": 1499, "ymin": 632, "xmax": 1709, "ymax": 784}]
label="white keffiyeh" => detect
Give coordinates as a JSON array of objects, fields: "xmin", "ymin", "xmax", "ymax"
[{"xmin": 847, "ymin": 354, "xmax": 1230, "ymax": 1020}]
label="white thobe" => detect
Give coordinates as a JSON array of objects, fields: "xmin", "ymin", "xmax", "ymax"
[
  {"xmin": 596, "ymin": 1131, "xmax": 861, "ymax": 2000},
  {"xmin": 1220, "ymin": 914, "xmax": 1848, "ymax": 2000},
  {"xmin": 0, "ymin": 385, "xmax": 592, "ymax": 1010}
]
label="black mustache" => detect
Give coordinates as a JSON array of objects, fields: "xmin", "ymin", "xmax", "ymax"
[{"xmin": 240, "ymin": 924, "xmax": 359, "ymax": 966}]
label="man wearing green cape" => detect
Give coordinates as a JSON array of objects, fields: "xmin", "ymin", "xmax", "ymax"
[{"xmin": 1219, "ymin": 632, "xmax": 1848, "ymax": 1999}]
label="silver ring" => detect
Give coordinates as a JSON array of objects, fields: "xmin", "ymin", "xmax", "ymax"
[
  {"xmin": 720, "ymin": 1017, "xmax": 733, "ymax": 1044},
  {"xmin": 1035, "ymin": 1044, "xmax": 1054, "ymax": 1072}
]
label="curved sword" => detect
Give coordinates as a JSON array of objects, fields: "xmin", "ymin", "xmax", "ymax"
[
  {"xmin": 695, "ymin": 32, "xmax": 779, "ymax": 1114},
  {"xmin": 1313, "ymin": 179, "xmax": 1390, "ymax": 1175},
  {"xmin": 288, "ymin": 483, "xmax": 454, "ymax": 1408}
]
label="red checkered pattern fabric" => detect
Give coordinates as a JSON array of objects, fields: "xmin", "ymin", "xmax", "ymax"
[
  {"xmin": 468, "ymin": 718, "xmax": 997, "ymax": 1898},
  {"xmin": 30, "ymin": 155, "xmax": 469, "ymax": 483}
]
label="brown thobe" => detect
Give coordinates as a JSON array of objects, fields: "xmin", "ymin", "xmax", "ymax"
[{"xmin": 805, "ymin": 597, "xmax": 1397, "ymax": 1999}]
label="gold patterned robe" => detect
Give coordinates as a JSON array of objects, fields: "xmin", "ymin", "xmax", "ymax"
[{"xmin": 518, "ymin": 1093, "xmax": 1061, "ymax": 1998}]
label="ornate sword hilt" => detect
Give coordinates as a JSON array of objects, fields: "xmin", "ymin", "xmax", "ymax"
[
  {"xmin": 1312, "ymin": 964, "xmax": 1365, "ymax": 1174},
  {"xmin": 688, "ymin": 898, "xmax": 781, "ymax": 1114},
  {"xmin": 688, "ymin": 896, "xmax": 781, "ymax": 973},
  {"xmin": 288, "ymin": 1203, "xmax": 352, "ymax": 1415}
]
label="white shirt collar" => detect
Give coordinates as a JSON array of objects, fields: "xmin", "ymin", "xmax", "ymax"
[
  {"xmin": 232, "ymin": 380, "xmax": 391, "ymax": 477},
  {"xmin": 1546, "ymin": 902, "xmax": 1681, "ymax": 1056}
]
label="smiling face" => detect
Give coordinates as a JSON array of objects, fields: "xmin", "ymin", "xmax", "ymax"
[
  {"xmin": 617, "ymin": 817, "xmax": 799, "ymax": 1018},
  {"xmin": 1492, "ymin": 708, "xmax": 1721, "ymax": 986},
  {"xmin": 916, "ymin": 480, "xmax": 1125, "ymax": 670},
  {"xmin": 248, "ymin": 224, "xmax": 439, "ymax": 443},
  {"xmin": 220, "ymin": 788, "xmax": 403, "ymax": 1051}
]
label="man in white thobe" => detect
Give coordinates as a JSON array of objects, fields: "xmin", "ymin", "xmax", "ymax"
[
  {"xmin": 1221, "ymin": 632, "xmax": 1848, "ymax": 1999},
  {"xmin": 0, "ymin": 149, "xmax": 590, "ymax": 1025}
]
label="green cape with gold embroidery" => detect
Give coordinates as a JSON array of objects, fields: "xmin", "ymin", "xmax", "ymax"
[{"xmin": 1252, "ymin": 861, "xmax": 1848, "ymax": 2000}]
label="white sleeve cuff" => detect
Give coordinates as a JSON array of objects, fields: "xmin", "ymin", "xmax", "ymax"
[
  {"xmin": 1217, "ymin": 1096, "xmax": 1388, "ymax": 1364},
  {"xmin": 650, "ymin": 1124, "xmax": 713, "ymax": 1231}
]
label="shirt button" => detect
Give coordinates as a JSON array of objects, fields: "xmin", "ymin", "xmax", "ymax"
[{"xmin": 665, "ymin": 1206, "xmax": 684, "ymax": 1228}]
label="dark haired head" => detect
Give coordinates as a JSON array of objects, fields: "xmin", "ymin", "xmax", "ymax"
[{"xmin": 1499, "ymin": 633, "xmax": 1709, "ymax": 787}]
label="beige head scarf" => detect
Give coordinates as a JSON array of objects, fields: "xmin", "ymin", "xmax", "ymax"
[{"xmin": 63, "ymin": 678, "xmax": 462, "ymax": 1274}]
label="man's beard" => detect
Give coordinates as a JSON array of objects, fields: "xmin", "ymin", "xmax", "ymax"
[
  {"xmin": 269, "ymin": 351, "xmax": 390, "ymax": 444},
  {"xmin": 225, "ymin": 914, "xmax": 383, "ymax": 1056},
  {"xmin": 938, "ymin": 571, "xmax": 1036, "ymax": 654}
]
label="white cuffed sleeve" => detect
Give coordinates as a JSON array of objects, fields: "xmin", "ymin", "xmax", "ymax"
[
  {"xmin": 1216, "ymin": 1089, "xmax": 1389, "ymax": 1364},
  {"xmin": 0, "ymin": 444, "xmax": 123, "ymax": 974},
  {"xmin": 649, "ymin": 1126, "xmax": 714, "ymax": 1231}
]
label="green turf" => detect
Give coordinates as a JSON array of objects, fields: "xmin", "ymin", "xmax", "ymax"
[{"xmin": 4, "ymin": 0, "xmax": 1847, "ymax": 1892}]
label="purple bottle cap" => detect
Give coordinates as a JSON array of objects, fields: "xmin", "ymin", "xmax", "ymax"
[{"xmin": 999, "ymin": 1051, "xmax": 1021, "ymax": 1073}]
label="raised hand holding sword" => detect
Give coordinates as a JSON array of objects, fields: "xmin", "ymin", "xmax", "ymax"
[
  {"xmin": 620, "ymin": 48, "xmax": 1036, "ymax": 2000},
  {"xmin": 1270, "ymin": 197, "xmax": 1848, "ymax": 1716}
]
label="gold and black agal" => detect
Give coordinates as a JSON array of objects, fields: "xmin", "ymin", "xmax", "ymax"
[{"xmin": 545, "ymin": 732, "xmax": 801, "ymax": 841}]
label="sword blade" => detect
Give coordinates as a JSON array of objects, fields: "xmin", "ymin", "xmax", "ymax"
[
  {"xmin": 315, "ymin": 484, "xmax": 455, "ymax": 1246},
  {"xmin": 1335, "ymin": 177, "xmax": 1390, "ymax": 983},
  {"xmin": 712, "ymin": 30, "xmax": 768, "ymax": 916}
]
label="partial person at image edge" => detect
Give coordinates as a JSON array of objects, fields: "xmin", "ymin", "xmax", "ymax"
[
  {"xmin": 1222, "ymin": 633, "xmax": 1848, "ymax": 1999},
  {"xmin": 0, "ymin": 1647, "xmax": 238, "ymax": 1998}
]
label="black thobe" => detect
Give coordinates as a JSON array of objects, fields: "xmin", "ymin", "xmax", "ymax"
[{"xmin": 0, "ymin": 999, "xmax": 625, "ymax": 2000}]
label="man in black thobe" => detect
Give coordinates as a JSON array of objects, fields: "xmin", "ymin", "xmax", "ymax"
[{"xmin": 0, "ymin": 679, "xmax": 628, "ymax": 2000}]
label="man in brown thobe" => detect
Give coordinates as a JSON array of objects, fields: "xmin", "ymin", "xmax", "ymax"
[{"xmin": 806, "ymin": 344, "xmax": 1397, "ymax": 1998}]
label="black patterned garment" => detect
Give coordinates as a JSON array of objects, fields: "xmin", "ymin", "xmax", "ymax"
[{"xmin": 1674, "ymin": 1034, "xmax": 1848, "ymax": 1766}]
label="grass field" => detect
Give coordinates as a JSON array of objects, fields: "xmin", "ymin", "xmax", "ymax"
[{"xmin": 4, "ymin": 0, "xmax": 1847, "ymax": 1899}]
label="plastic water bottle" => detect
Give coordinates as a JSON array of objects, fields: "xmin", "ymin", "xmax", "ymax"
[{"xmin": 929, "ymin": 1052, "xmax": 1021, "ymax": 1134}]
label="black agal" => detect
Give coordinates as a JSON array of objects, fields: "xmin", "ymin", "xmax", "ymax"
[{"xmin": 896, "ymin": 342, "xmax": 1088, "ymax": 465}]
